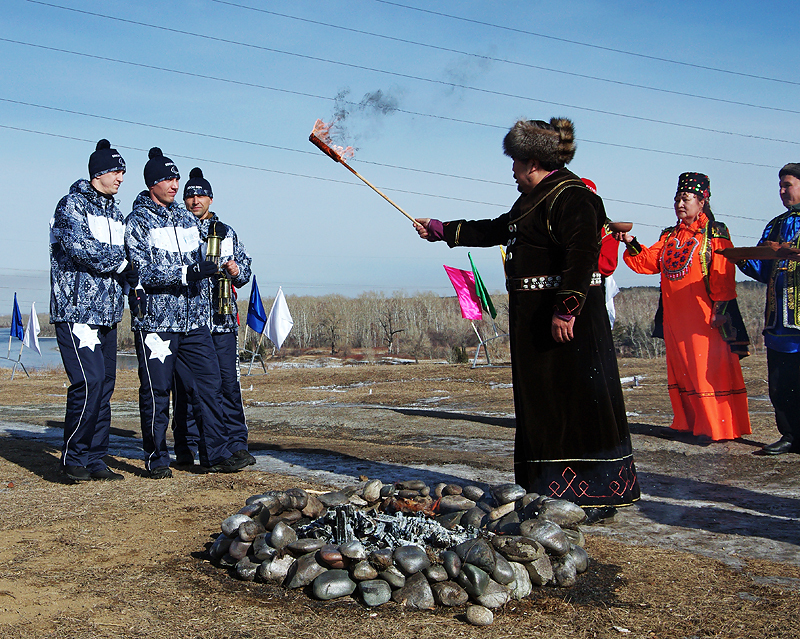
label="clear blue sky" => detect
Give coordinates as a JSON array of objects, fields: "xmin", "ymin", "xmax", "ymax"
[{"xmin": 1, "ymin": 0, "xmax": 796, "ymax": 311}]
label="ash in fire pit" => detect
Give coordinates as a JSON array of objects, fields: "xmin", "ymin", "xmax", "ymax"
[{"xmin": 205, "ymin": 479, "xmax": 592, "ymax": 625}]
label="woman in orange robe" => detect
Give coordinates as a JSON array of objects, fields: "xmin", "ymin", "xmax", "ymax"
[{"xmin": 616, "ymin": 173, "xmax": 751, "ymax": 441}]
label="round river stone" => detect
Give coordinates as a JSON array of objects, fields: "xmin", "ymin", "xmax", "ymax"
[
  {"xmin": 466, "ymin": 604, "xmax": 494, "ymax": 626},
  {"xmin": 221, "ymin": 514, "xmax": 251, "ymax": 538},
  {"xmin": 520, "ymin": 519, "xmax": 570, "ymax": 556},
  {"xmin": 394, "ymin": 545, "xmax": 431, "ymax": 575},
  {"xmin": 313, "ymin": 569, "xmax": 356, "ymax": 600},
  {"xmin": 431, "ymin": 581, "xmax": 469, "ymax": 607},
  {"xmin": 358, "ymin": 579, "xmax": 392, "ymax": 607}
]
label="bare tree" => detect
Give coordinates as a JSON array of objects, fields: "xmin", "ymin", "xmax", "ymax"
[
  {"xmin": 317, "ymin": 295, "xmax": 346, "ymax": 355},
  {"xmin": 378, "ymin": 299, "xmax": 405, "ymax": 354}
]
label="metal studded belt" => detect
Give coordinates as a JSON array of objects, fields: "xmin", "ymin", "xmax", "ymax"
[{"xmin": 506, "ymin": 272, "xmax": 603, "ymax": 291}]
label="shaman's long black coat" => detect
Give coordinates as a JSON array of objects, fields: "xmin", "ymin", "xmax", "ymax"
[{"xmin": 442, "ymin": 168, "xmax": 639, "ymax": 508}]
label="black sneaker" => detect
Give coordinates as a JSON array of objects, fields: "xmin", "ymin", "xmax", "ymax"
[
  {"xmin": 232, "ymin": 449, "xmax": 257, "ymax": 466},
  {"xmin": 148, "ymin": 466, "xmax": 173, "ymax": 479},
  {"xmin": 89, "ymin": 468, "xmax": 124, "ymax": 481},
  {"xmin": 207, "ymin": 454, "xmax": 249, "ymax": 473},
  {"xmin": 173, "ymin": 453, "xmax": 196, "ymax": 466},
  {"xmin": 63, "ymin": 465, "xmax": 91, "ymax": 482}
]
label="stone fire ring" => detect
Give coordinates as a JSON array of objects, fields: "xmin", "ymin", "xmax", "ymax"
[{"xmin": 205, "ymin": 479, "xmax": 591, "ymax": 626}]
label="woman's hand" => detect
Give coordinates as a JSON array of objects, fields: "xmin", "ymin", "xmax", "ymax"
[
  {"xmin": 551, "ymin": 314, "xmax": 575, "ymax": 343},
  {"xmin": 711, "ymin": 301, "xmax": 730, "ymax": 328},
  {"xmin": 710, "ymin": 313, "xmax": 727, "ymax": 328},
  {"xmin": 612, "ymin": 231, "xmax": 634, "ymax": 244}
]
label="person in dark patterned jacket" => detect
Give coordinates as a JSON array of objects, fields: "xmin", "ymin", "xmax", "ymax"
[
  {"xmin": 170, "ymin": 168, "xmax": 255, "ymax": 467},
  {"xmin": 124, "ymin": 148, "xmax": 250, "ymax": 478},
  {"xmin": 50, "ymin": 139, "xmax": 133, "ymax": 482}
]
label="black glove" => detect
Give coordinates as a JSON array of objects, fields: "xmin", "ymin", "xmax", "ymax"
[
  {"xmin": 208, "ymin": 221, "xmax": 227, "ymax": 239},
  {"xmin": 186, "ymin": 260, "xmax": 218, "ymax": 282},
  {"xmin": 120, "ymin": 264, "xmax": 139, "ymax": 287},
  {"xmin": 129, "ymin": 287, "xmax": 146, "ymax": 320}
]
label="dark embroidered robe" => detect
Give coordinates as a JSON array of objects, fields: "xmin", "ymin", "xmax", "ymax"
[{"xmin": 442, "ymin": 168, "xmax": 639, "ymax": 508}]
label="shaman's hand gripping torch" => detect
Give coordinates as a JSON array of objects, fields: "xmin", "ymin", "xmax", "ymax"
[{"xmin": 205, "ymin": 220, "xmax": 234, "ymax": 316}]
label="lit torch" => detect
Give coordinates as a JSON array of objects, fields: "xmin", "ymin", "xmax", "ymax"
[{"xmin": 309, "ymin": 119, "xmax": 415, "ymax": 223}]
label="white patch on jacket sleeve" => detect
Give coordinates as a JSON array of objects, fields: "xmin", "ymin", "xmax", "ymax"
[
  {"xmin": 144, "ymin": 332, "xmax": 173, "ymax": 363},
  {"xmin": 49, "ymin": 217, "xmax": 57, "ymax": 245}
]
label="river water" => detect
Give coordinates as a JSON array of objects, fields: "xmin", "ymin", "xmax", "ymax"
[{"xmin": 0, "ymin": 328, "xmax": 138, "ymax": 371}]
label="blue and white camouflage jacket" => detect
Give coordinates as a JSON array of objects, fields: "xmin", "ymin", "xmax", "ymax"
[
  {"xmin": 125, "ymin": 191, "xmax": 211, "ymax": 333},
  {"xmin": 49, "ymin": 179, "xmax": 128, "ymax": 326},
  {"xmin": 197, "ymin": 213, "xmax": 253, "ymax": 334}
]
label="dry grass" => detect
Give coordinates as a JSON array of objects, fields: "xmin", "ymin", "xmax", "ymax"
[{"xmin": 0, "ymin": 355, "xmax": 798, "ymax": 638}]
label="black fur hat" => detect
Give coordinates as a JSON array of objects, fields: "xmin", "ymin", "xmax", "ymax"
[
  {"xmin": 502, "ymin": 118, "xmax": 576, "ymax": 170},
  {"xmin": 143, "ymin": 147, "xmax": 180, "ymax": 188},
  {"xmin": 183, "ymin": 167, "xmax": 213, "ymax": 199},
  {"xmin": 88, "ymin": 139, "xmax": 125, "ymax": 178}
]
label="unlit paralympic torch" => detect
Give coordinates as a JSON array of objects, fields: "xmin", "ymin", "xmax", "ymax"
[{"xmin": 205, "ymin": 220, "xmax": 234, "ymax": 315}]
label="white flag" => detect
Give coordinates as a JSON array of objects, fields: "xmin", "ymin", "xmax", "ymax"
[
  {"xmin": 23, "ymin": 302, "xmax": 41, "ymax": 355},
  {"xmin": 265, "ymin": 287, "xmax": 293, "ymax": 350}
]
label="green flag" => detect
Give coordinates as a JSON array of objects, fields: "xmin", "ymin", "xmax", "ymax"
[{"xmin": 468, "ymin": 252, "xmax": 497, "ymax": 320}]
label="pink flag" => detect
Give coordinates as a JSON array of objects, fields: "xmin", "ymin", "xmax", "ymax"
[{"xmin": 444, "ymin": 265, "xmax": 482, "ymax": 320}]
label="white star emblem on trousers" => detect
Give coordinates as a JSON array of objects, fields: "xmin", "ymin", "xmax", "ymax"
[
  {"xmin": 72, "ymin": 323, "xmax": 101, "ymax": 351},
  {"xmin": 144, "ymin": 333, "xmax": 173, "ymax": 364}
]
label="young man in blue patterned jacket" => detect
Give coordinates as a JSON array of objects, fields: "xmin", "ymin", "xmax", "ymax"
[
  {"xmin": 50, "ymin": 139, "xmax": 134, "ymax": 482},
  {"xmin": 738, "ymin": 163, "xmax": 800, "ymax": 455},
  {"xmin": 171, "ymin": 167, "xmax": 255, "ymax": 467},
  {"xmin": 124, "ymin": 148, "xmax": 250, "ymax": 478}
]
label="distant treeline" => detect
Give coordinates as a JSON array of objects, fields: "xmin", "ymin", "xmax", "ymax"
[
  {"xmin": 612, "ymin": 281, "xmax": 767, "ymax": 358},
  {"xmin": 4, "ymin": 282, "xmax": 769, "ymax": 361}
]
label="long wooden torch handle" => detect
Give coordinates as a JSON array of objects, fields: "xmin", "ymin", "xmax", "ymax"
[{"xmin": 339, "ymin": 161, "xmax": 416, "ymax": 223}]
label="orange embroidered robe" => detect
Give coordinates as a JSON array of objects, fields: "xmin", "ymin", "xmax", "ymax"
[{"xmin": 623, "ymin": 214, "xmax": 751, "ymax": 440}]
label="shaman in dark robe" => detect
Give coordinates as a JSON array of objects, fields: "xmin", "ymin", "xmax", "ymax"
[{"xmin": 415, "ymin": 118, "xmax": 639, "ymax": 521}]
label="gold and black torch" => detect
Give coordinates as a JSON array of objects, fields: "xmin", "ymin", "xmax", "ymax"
[{"xmin": 205, "ymin": 220, "xmax": 234, "ymax": 316}]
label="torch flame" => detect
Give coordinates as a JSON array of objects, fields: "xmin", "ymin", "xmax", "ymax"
[
  {"xmin": 308, "ymin": 117, "xmax": 416, "ymax": 223},
  {"xmin": 310, "ymin": 118, "xmax": 354, "ymax": 162}
]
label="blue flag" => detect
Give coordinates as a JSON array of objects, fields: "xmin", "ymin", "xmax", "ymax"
[
  {"xmin": 246, "ymin": 276, "xmax": 267, "ymax": 334},
  {"xmin": 10, "ymin": 293, "xmax": 24, "ymax": 341}
]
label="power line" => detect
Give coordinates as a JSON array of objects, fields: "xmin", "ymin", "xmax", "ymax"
[
  {"xmin": 0, "ymin": 96, "xmax": 780, "ymax": 216},
  {"xmin": 372, "ymin": 0, "xmax": 799, "ymax": 87},
  {"xmin": 1, "ymin": 96, "xmax": 777, "ymax": 207},
  {"xmin": 0, "ymin": 123, "xmax": 505, "ymax": 209},
  {"xmin": 0, "ymin": 38, "xmax": 783, "ymax": 169},
  {"xmin": 0, "ymin": 97, "xmax": 511, "ymax": 187},
  {"xmin": 212, "ymin": 0, "xmax": 800, "ymax": 115},
  {"xmin": 0, "ymin": 123, "xmax": 771, "ymax": 235},
  {"xmin": 23, "ymin": 2, "xmax": 800, "ymax": 146}
]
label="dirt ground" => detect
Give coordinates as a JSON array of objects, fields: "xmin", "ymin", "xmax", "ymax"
[{"xmin": 0, "ymin": 352, "xmax": 799, "ymax": 638}]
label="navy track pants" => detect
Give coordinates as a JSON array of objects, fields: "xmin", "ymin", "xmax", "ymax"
[
  {"xmin": 55, "ymin": 322, "xmax": 117, "ymax": 472},
  {"xmin": 172, "ymin": 331, "xmax": 249, "ymax": 461},
  {"xmin": 134, "ymin": 327, "xmax": 230, "ymax": 471}
]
